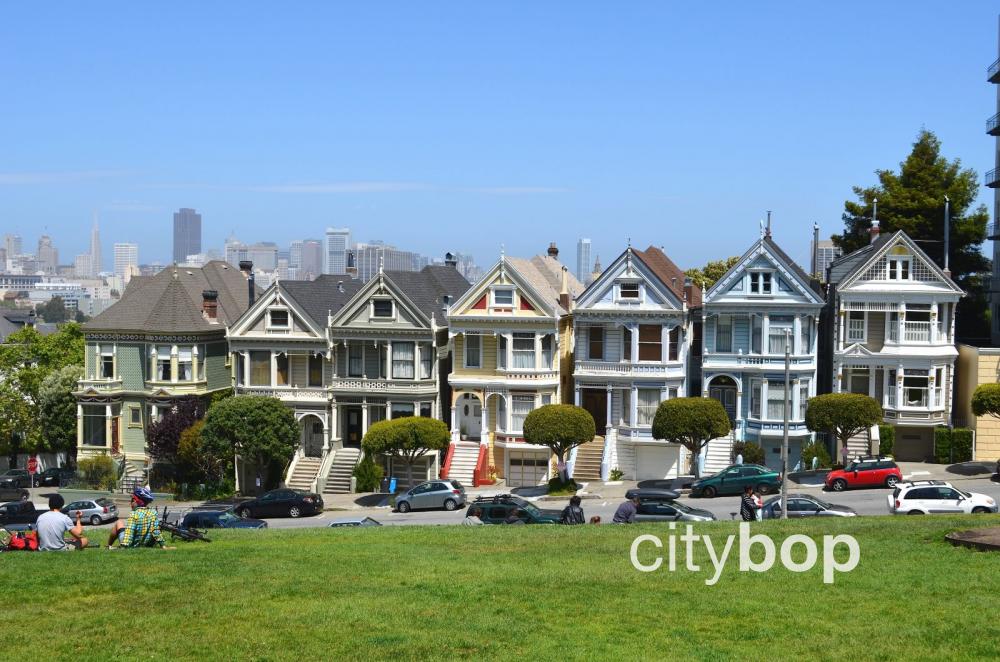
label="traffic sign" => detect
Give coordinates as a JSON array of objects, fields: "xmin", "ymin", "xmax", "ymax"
[{"xmin": 27, "ymin": 456, "xmax": 38, "ymax": 474}]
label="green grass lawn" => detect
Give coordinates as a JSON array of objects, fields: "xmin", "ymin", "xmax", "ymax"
[{"xmin": 3, "ymin": 516, "xmax": 1000, "ymax": 661}]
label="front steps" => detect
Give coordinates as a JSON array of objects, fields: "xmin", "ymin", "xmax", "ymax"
[
  {"xmin": 287, "ymin": 456, "xmax": 322, "ymax": 492},
  {"xmin": 323, "ymin": 448, "xmax": 362, "ymax": 495},
  {"xmin": 448, "ymin": 442, "xmax": 480, "ymax": 486},
  {"xmin": 572, "ymin": 437, "xmax": 605, "ymax": 481}
]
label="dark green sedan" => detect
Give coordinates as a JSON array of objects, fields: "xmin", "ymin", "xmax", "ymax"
[{"xmin": 689, "ymin": 464, "xmax": 782, "ymax": 498}]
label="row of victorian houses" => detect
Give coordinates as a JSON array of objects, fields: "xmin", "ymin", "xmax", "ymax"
[{"xmin": 72, "ymin": 221, "xmax": 974, "ymax": 494}]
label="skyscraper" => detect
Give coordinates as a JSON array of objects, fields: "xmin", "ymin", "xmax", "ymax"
[
  {"xmin": 576, "ymin": 238, "xmax": 592, "ymax": 285},
  {"xmin": 173, "ymin": 208, "xmax": 202, "ymax": 264},
  {"xmin": 325, "ymin": 227, "xmax": 350, "ymax": 275},
  {"xmin": 3, "ymin": 234, "xmax": 23, "ymax": 257},
  {"xmin": 290, "ymin": 239, "xmax": 323, "ymax": 280},
  {"xmin": 810, "ymin": 238, "xmax": 842, "ymax": 282},
  {"xmin": 90, "ymin": 216, "xmax": 102, "ymax": 276},
  {"xmin": 352, "ymin": 241, "xmax": 422, "ymax": 282},
  {"xmin": 37, "ymin": 235, "xmax": 58, "ymax": 273},
  {"xmin": 113, "ymin": 243, "xmax": 139, "ymax": 281}
]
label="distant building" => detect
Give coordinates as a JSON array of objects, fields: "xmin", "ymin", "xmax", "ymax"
[
  {"xmin": 90, "ymin": 218, "xmax": 102, "ymax": 276},
  {"xmin": 324, "ymin": 227, "xmax": 350, "ymax": 275},
  {"xmin": 113, "ymin": 243, "xmax": 139, "ymax": 282},
  {"xmin": 576, "ymin": 238, "xmax": 592, "ymax": 285},
  {"xmin": 37, "ymin": 236, "xmax": 58, "ymax": 273},
  {"xmin": 74, "ymin": 254, "xmax": 93, "ymax": 279},
  {"xmin": 4, "ymin": 234, "xmax": 23, "ymax": 259},
  {"xmin": 246, "ymin": 242, "xmax": 278, "ymax": 272},
  {"xmin": 290, "ymin": 239, "xmax": 323, "ymax": 280},
  {"xmin": 352, "ymin": 241, "xmax": 422, "ymax": 282},
  {"xmin": 811, "ymin": 238, "xmax": 842, "ymax": 281},
  {"xmin": 172, "ymin": 208, "xmax": 202, "ymax": 265},
  {"xmin": 987, "ymin": 17, "xmax": 1000, "ymax": 344}
]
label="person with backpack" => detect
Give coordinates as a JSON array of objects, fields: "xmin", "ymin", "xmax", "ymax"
[
  {"xmin": 37, "ymin": 494, "xmax": 88, "ymax": 551},
  {"xmin": 560, "ymin": 495, "xmax": 586, "ymax": 525}
]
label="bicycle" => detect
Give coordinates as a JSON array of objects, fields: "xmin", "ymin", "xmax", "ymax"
[{"xmin": 159, "ymin": 507, "xmax": 211, "ymax": 543}]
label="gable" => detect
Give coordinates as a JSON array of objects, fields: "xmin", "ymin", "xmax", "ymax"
[
  {"xmin": 329, "ymin": 273, "xmax": 431, "ymax": 331},
  {"xmin": 838, "ymin": 232, "xmax": 963, "ymax": 295},
  {"xmin": 575, "ymin": 248, "xmax": 683, "ymax": 311},
  {"xmin": 448, "ymin": 259, "xmax": 555, "ymax": 318},
  {"xmin": 229, "ymin": 284, "xmax": 324, "ymax": 338},
  {"xmin": 706, "ymin": 238, "xmax": 823, "ymax": 306}
]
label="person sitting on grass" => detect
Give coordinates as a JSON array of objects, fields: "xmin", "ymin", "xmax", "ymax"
[
  {"xmin": 107, "ymin": 487, "xmax": 171, "ymax": 550},
  {"xmin": 503, "ymin": 508, "xmax": 526, "ymax": 525},
  {"xmin": 560, "ymin": 495, "xmax": 585, "ymax": 525},
  {"xmin": 612, "ymin": 496, "xmax": 641, "ymax": 523},
  {"xmin": 37, "ymin": 494, "xmax": 88, "ymax": 551},
  {"xmin": 463, "ymin": 507, "xmax": 484, "ymax": 526},
  {"xmin": 589, "ymin": 515, "xmax": 601, "ymax": 524}
]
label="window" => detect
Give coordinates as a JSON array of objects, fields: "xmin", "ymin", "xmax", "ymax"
[
  {"xmin": 512, "ymin": 333, "xmax": 535, "ymax": 369},
  {"xmin": 668, "ymin": 327, "xmax": 680, "ymax": 361},
  {"xmin": 156, "ymin": 346, "xmax": 172, "ymax": 381},
  {"xmin": 496, "ymin": 397, "xmax": 507, "ymax": 432},
  {"xmin": 464, "ymin": 334, "xmax": 481, "ymax": 368},
  {"xmin": 250, "ymin": 351, "xmax": 270, "ymax": 385},
  {"xmin": 715, "ymin": 315, "xmax": 732, "ymax": 352},
  {"xmin": 750, "ymin": 272, "xmax": 772, "ymax": 294},
  {"xmin": 622, "ymin": 389, "xmax": 632, "ymax": 426},
  {"xmin": 308, "ymin": 354, "xmax": 324, "ymax": 387},
  {"xmin": 886, "ymin": 369, "xmax": 897, "ymax": 407},
  {"xmin": 847, "ymin": 311, "xmax": 865, "ymax": 342},
  {"xmin": 178, "ymin": 347, "xmax": 193, "ymax": 381},
  {"xmin": 541, "ymin": 334, "xmax": 554, "ymax": 369},
  {"xmin": 800, "ymin": 316, "xmax": 811, "ymax": 354},
  {"xmin": 750, "ymin": 380, "xmax": 762, "ymax": 418},
  {"xmin": 420, "ymin": 402, "xmax": 432, "ymax": 418},
  {"xmin": 903, "ymin": 370, "xmax": 929, "ymax": 407},
  {"xmin": 619, "ymin": 282, "xmax": 639, "ymax": 299},
  {"xmin": 588, "ymin": 326, "xmax": 604, "ymax": 360},
  {"xmin": 82, "ymin": 406, "xmax": 107, "ymax": 446},
  {"xmin": 348, "ymin": 343, "xmax": 363, "ymax": 377},
  {"xmin": 511, "ymin": 395, "xmax": 534, "ymax": 433},
  {"xmin": 275, "ymin": 353, "xmax": 289, "ymax": 386},
  {"xmin": 369, "ymin": 405, "xmax": 386, "ymax": 425},
  {"xmin": 128, "ymin": 407, "xmax": 142, "ymax": 427},
  {"xmin": 100, "ymin": 345, "xmax": 114, "ymax": 379},
  {"xmin": 636, "ymin": 389, "xmax": 659, "ymax": 426},
  {"xmin": 372, "ymin": 299, "xmax": 394, "ymax": 318},
  {"xmin": 391, "ymin": 402, "xmax": 414, "ymax": 419},
  {"xmin": 541, "ymin": 393, "xmax": 552, "ymax": 405},
  {"xmin": 767, "ymin": 382, "xmax": 786, "ymax": 420},
  {"xmin": 420, "ymin": 344, "xmax": 432, "ymax": 379},
  {"xmin": 798, "ymin": 381, "xmax": 809, "ymax": 420},
  {"xmin": 497, "ymin": 335, "xmax": 507, "ymax": 369},
  {"xmin": 751, "ymin": 316, "xmax": 762, "ymax": 354},
  {"xmin": 392, "ymin": 342, "xmax": 415, "ymax": 379},
  {"xmin": 668, "ymin": 387, "xmax": 678, "ymax": 400},
  {"xmin": 638, "ymin": 325, "xmax": 661, "ymax": 361},
  {"xmin": 268, "ymin": 309, "xmax": 289, "ymax": 328},
  {"xmin": 236, "ymin": 353, "xmax": 246, "ymax": 385},
  {"xmin": 197, "ymin": 345, "xmax": 206, "ymax": 381},
  {"xmin": 769, "ymin": 318, "xmax": 792, "ymax": 354},
  {"xmin": 934, "ymin": 367, "xmax": 944, "ymax": 407},
  {"xmin": 493, "ymin": 288, "xmax": 514, "ymax": 307},
  {"xmin": 888, "ymin": 257, "xmax": 910, "ymax": 280},
  {"xmin": 623, "ymin": 327, "xmax": 632, "ymax": 361}
]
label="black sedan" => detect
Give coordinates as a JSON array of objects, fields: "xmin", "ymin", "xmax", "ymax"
[
  {"xmin": 760, "ymin": 494, "xmax": 857, "ymax": 519},
  {"xmin": 0, "ymin": 469, "xmax": 36, "ymax": 489},
  {"xmin": 182, "ymin": 510, "xmax": 267, "ymax": 529},
  {"xmin": 626, "ymin": 488, "xmax": 716, "ymax": 522},
  {"xmin": 0, "ymin": 485, "xmax": 29, "ymax": 502},
  {"xmin": 37, "ymin": 467, "xmax": 76, "ymax": 488},
  {"xmin": 235, "ymin": 489, "xmax": 323, "ymax": 519}
]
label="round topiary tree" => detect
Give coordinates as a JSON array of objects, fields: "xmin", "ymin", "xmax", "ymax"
[
  {"xmin": 972, "ymin": 383, "xmax": 1000, "ymax": 420},
  {"xmin": 362, "ymin": 417, "xmax": 450, "ymax": 489},
  {"xmin": 805, "ymin": 393, "xmax": 882, "ymax": 459},
  {"xmin": 652, "ymin": 397, "xmax": 731, "ymax": 478},
  {"xmin": 523, "ymin": 404, "xmax": 596, "ymax": 486}
]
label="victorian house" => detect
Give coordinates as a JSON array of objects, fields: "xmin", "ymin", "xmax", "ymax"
[
  {"xmin": 571, "ymin": 245, "xmax": 701, "ymax": 482},
  {"xmin": 824, "ymin": 227, "xmax": 963, "ymax": 461},
  {"xmin": 444, "ymin": 245, "xmax": 581, "ymax": 488},
  {"xmin": 700, "ymin": 232, "xmax": 824, "ymax": 473},
  {"xmin": 75, "ymin": 261, "xmax": 254, "ymax": 479}
]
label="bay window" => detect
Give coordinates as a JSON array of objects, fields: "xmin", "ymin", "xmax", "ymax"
[
  {"xmin": 99, "ymin": 345, "xmax": 114, "ymax": 379},
  {"xmin": 589, "ymin": 326, "xmax": 604, "ymax": 360},
  {"xmin": 800, "ymin": 316, "xmax": 811, "ymax": 354},
  {"xmin": 798, "ymin": 381, "xmax": 809, "ymax": 420},
  {"xmin": 420, "ymin": 402, "xmax": 432, "ymax": 418},
  {"xmin": 236, "ymin": 353, "xmax": 246, "ymax": 385},
  {"xmin": 636, "ymin": 389, "xmax": 659, "ymax": 426},
  {"xmin": 541, "ymin": 334, "xmax": 554, "ymax": 369},
  {"xmin": 767, "ymin": 382, "xmax": 786, "ymax": 420},
  {"xmin": 847, "ymin": 311, "xmax": 865, "ymax": 342},
  {"xmin": 391, "ymin": 402, "xmax": 414, "ymax": 419},
  {"xmin": 496, "ymin": 397, "xmax": 507, "ymax": 433},
  {"xmin": 249, "ymin": 351, "xmax": 270, "ymax": 386},
  {"xmin": 419, "ymin": 344, "xmax": 432, "ymax": 379},
  {"xmin": 623, "ymin": 327, "xmax": 632, "ymax": 361},
  {"xmin": 511, "ymin": 395, "xmax": 534, "ymax": 433},
  {"xmin": 497, "ymin": 335, "xmax": 507, "ymax": 369},
  {"xmin": 512, "ymin": 333, "xmax": 535, "ymax": 369},
  {"xmin": 464, "ymin": 334, "xmax": 481, "ymax": 368},
  {"xmin": 638, "ymin": 325, "xmax": 661, "ymax": 361},
  {"xmin": 668, "ymin": 327, "xmax": 680, "ymax": 361},
  {"xmin": 903, "ymin": 370, "xmax": 929, "ymax": 407},
  {"xmin": 622, "ymin": 389, "xmax": 632, "ymax": 426},
  {"xmin": 716, "ymin": 315, "xmax": 732, "ymax": 352},
  {"xmin": 178, "ymin": 347, "xmax": 193, "ymax": 381},
  {"xmin": 197, "ymin": 345, "xmax": 206, "ymax": 381},
  {"xmin": 886, "ymin": 369, "xmax": 897, "ymax": 407},
  {"xmin": 275, "ymin": 353, "xmax": 289, "ymax": 386},
  {"xmin": 392, "ymin": 342, "xmax": 415, "ymax": 379},
  {"xmin": 156, "ymin": 346, "xmax": 172, "ymax": 381},
  {"xmin": 934, "ymin": 368, "xmax": 944, "ymax": 407},
  {"xmin": 752, "ymin": 316, "xmax": 762, "ymax": 354},
  {"xmin": 750, "ymin": 380, "xmax": 762, "ymax": 418},
  {"xmin": 769, "ymin": 317, "xmax": 792, "ymax": 354},
  {"xmin": 82, "ymin": 406, "xmax": 107, "ymax": 446}
]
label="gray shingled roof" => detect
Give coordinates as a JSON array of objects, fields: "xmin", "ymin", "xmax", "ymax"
[
  {"xmin": 506, "ymin": 255, "xmax": 583, "ymax": 315},
  {"xmin": 383, "ymin": 265, "xmax": 471, "ymax": 320},
  {"xmin": 827, "ymin": 234, "xmax": 891, "ymax": 285},
  {"xmin": 83, "ymin": 261, "xmax": 255, "ymax": 333},
  {"xmin": 280, "ymin": 275, "xmax": 365, "ymax": 328},
  {"xmin": 762, "ymin": 236, "xmax": 824, "ymax": 297}
]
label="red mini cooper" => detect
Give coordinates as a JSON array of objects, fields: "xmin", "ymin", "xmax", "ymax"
[{"xmin": 825, "ymin": 456, "xmax": 902, "ymax": 492}]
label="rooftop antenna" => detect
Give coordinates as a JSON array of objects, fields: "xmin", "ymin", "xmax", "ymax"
[{"xmin": 765, "ymin": 210, "xmax": 772, "ymax": 238}]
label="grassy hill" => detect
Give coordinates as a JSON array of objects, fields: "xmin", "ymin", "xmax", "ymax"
[{"xmin": 5, "ymin": 517, "xmax": 1000, "ymax": 660}]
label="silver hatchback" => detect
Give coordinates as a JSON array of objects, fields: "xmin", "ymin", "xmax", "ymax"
[
  {"xmin": 62, "ymin": 497, "xmax": 119, "ymax": 526},
  {"xmin": 395, "ymin": 480, "xmax": 466, "ymax": 513}
]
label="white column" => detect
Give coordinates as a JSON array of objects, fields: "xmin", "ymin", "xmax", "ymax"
[
  {"xmin": 170, "ymin": 345, "xmax": 178, "ymax": 383},
  {"xmin": 762, "ymin": 314, "xmax": 770, "ymax": 354},
  {"xmin": 192, "ymin": 345, "xmax": 199, "ymax": 383},
  {"xmin": 413, "ymin": 342, "xmax": 420, "ymax": 380},
  {"xmin": 574, "ymin": 386, "xmax": 581, "ymax": 406},
  {"xmin": 330, "ymin": 402, "xmax": 339, "ymax": 446},
  {"xmin": 242, "ymin": 352, "xmax": 250, "ymax": 386},
  {"xmin": 837, "ymin": 302, "xmax": 845, "ymax": 351},
  {"xmin": 793, "ymin": 316, "xmax": 802, "ymax": 355},
  {"xmin": 868, "ymin": 367, "xmax": 875, "ymax": 398},
  {"xmin": 605, "ymin": 385, "xmax": 613, "ymax": 435},
  {"xmin": 896, "ymin": 364, "xmax": 904, "ymax": 408},
  {"xmin": 104, "ymin": 404, "xmax": 113, "ymax": 449},
  {"xmin": 386, "ymin": 400, "xmax": 392, "ymax": 420},
  {"xmin": 897, "ymin": 303, "xmax": 905, "ymax": 343},
  {"xmin": 450, "ymin": 404, "xmax": 458, "ymax": 440},
  {"xmin": 76, "ymin": 403, "xmax": 83, "ymax": 447},
  {"xmin": 630, "ymin": 385, "xmax": 638, "ymax": 426},
  {"xmin": 930, "ymin": 301, "xmax": 939, "ymax": 343},
  {"xmin": 534, "ymin": 333, "xmax": 541, "ymax": 370},
  {"xmin": 361, "ymin": 400, "xmax": 369, "ymax": 435},
  {"xmin": 762, "ymin": 379, "xmax": 769, "ymax": 420},
  {"xmin": 482, "ymin": 397, "xmax": 490, "ymax": 441},
  {"xmin": 630, "ymin": 324, "xmax": 639, "ymax": 364}
]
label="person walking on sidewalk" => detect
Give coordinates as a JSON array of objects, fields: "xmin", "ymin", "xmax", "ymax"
[{"xmin": 740, "ymin": 486, "xmax": 758, "ymax": 522}]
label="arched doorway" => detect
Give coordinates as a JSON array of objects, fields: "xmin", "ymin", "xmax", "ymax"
[
  {"xmin": 300, "ymin": 415, "xmax": 325, "ymax": 457},
  {"xmin": 457, "ymin": 392, "xmax": 482, "ymax": 441},
  {"xmin": 708, "ymin": 375, "xmax": 738, "ymax": 423}
]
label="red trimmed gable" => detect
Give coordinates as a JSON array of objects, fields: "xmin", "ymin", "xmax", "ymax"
[
  {"xmin": 472, "ymin": 294, "xmax": 488, "ymax": 310},
  {"xmin": 519, "ymin": 297, "xmax": 535, "ymax": 311}
]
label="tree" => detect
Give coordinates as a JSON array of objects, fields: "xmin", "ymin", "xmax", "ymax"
[
  {"xmin": 651, "ymin": 397, "xmax": 731, "ymax": 478},
  {"xmin": 805, "ymin": 393, "xmax": 882, "ymax": 456},
  {"xmin": 200, "ymin": 395, "xmax": 298, "ymax": 491},
  {"xmin": 834, "ymin": 130, "xmax": 990, "ymax": 340},
  {"xmin": 177, "ymin": 420, "xmax": 227, "ymax": 484},
  {"xmin": 523, "ymin": 404, "xmax": 595, "ymax": 482},
  {"xmin": 38, "ymin": 365, "xmax": 84, "ymax": 455},
  {"xmin": 685, "ymin": 256, "xmax": 740, "ymax": 290},
  {"xmin": 362, "ymin": 417, "xmax": 450, "ymax": 488},
  {"xmin": 36, "ymin": 297, "xmax": 69, "ymax": 323},
  {"xmin": 147, "ymin": 397, "xmax": 205, "ymax": 462},
  {"xmin": 971, "ymin": 384, "xmax": 1000, "ymax": 420}
]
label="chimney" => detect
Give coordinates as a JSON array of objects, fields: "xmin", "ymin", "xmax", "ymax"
[
  {"xmin": 442, "ymin": 294, "xmax": 451, "ymax": 317},
  {"xmin": 547, "ymin": 242, "xmax": 559, "ymax": 258},
  {"xmin": 559, "ymin": 266, "xmax": 571, "ymax": 311},
  {"xmin": 812, "ymin": 222, "xmax": 820, "ymax": 278},
  {"xmin": 765, "ymin": 210, "xmax": 772, "ymax": 238},
  {"xmin": 869, "ymin": 198, "xmax": 880, "ymax": 244},
  {"xmin": 202, "ymin": 289, "xmax": 219, "ymax": 322},
  {"xmin": 444, "ymin": 252, "xmax": 458, "ymax": 268},
  {"xmin": 238, "ymin": 260, "xmax": 253, "ymax": 277},
  {"xmin": 683, "ymin": 277, "xmax": 694, "ymax": 305}
]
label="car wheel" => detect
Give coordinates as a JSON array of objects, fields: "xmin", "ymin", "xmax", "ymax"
[
  {"xmin": 238, "ymin": 507, "xmax": 252, "ymax": 519},
  {"xmin": 443, "ymin": 499, "xmax": 457, "ymax": 511},
  {"xmin": 90, "ymin": 515, "xmax": 102, "ymax": 526},
  {"xmin": 831, "ymin": 479, "xmax": 847, "ymax": 492},
  {"xmin": 972, "ymin": 506, "xmax": 990, "ymax": 514},
  {"xmin": 908, "ymin": 510, "xmax": 923, "ymax": 515},
  {"xmin": 756, "ymin": 483, "xmax": 772, "ymax": 496},
  {"xmin": 397, "ymin": 501, "xmax": 411, "ymax": 513},
  {"xmin": 288, "ymin": 506, "xmax": 301, "ymax": 518},
  {"xmin": 701, "ymin": 486, "xmax": 717, "ymax": 498},
  {"xmin": 885, "ymin": 475, "xmax": 899, "ymax": 488}
]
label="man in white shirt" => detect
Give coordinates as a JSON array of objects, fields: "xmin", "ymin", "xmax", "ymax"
[{"xmin": 36, "ymin": 494, "xmax": 88, "ymax": 551}]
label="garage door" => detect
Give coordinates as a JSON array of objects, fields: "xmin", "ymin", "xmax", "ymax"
[
  {"xmin": 507, "ymin": 451, "xmax": 549, "ymax": 487},
  {"xmin": 635, "ymin": 446, "xmax": 679, "ymax": 481}
]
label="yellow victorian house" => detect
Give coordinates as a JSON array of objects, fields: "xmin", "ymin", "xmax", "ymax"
[{"xmin": 444, "ymin": 244, "xmax": 582, "ymax": 488}]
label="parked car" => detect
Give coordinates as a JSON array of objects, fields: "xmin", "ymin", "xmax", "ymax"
[
  {"xmin": 329, "ymin": 517, "xmax": 382, "ymax": 527},
  {"xmin": 466, "ymin": 495, "xmax": 562, "ymax": 524},
  {"xmin": 0, "ymin": 501, "xmax": 45, "ymax": 526},
  {"xmin": 0, "ymin": 486, "xmax": 29, "ymax": 502},
  {"xmin": 888, "ymin": 480, "xmax": 998, "ymax": 515},
  {"xmin": 394, "ymin": 480, "xmax": 466, "ymax": 513},
  {"xmin": 625, "ymin": 488, "xmax": 716, "ymax": 522},
  {"xmin": 37, "ymin": 467, "xmax": 76, "ymax": 488},
  {"xmin": 825, "ymin": 456, "xmax": 902, "ymax": 492},
  {"xmin": 760, "ymin": 494, "xmax": 856, "ymax": 519},
  {"xmin": 689, "ymin": 464, "xmax": 782, "ymax": 498},
  {"xmin": 235, "ymin": 489, "xmax": 323, "ymax": 519},
  {"xmin": 61, "ymin": 498, "xmax": 118, "ymax": 526},
  {"xmin": 181, "ymin": 510, "xmax": 267, "ymax": 529},
  {"xmin": 0, "ymin": 469, "xmax": 36, "ymax": 489}
]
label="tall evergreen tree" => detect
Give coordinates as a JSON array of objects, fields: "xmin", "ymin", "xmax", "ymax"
[{"xmin": 834, "ymin": 130, "xmax": 990, "ymax": 340}]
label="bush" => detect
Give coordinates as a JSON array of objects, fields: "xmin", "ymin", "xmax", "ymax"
[
  {"xmin": 730, "ymin": 441, "xmax": 764, "ymax": 465},
  {"xmin": 805, "ymin": 393, "xmax": 881, "ymax": 451},
  {"xmin": 148, "ymin": 462, "xmax": 178, "ymax": 490},
  {"xmin": 952, "ymin": 428, "xmax": 973, "ymax": 463},
  {"xmin": 523, "ymin": 404, "xmax": 595, "ymax": 465},
  {"xmin": 77, "ymin": 456, "xmax": 116, "ymax": 490},
  {"xmin": 610, "ymin": 468, "xmax": 624, "ymax": 481},
  {"xmin": 801, "ymin": 441, "xmax": 832, "ymax": 470},
  {"xmin": 934, "ymin": 427, "xmax": 952, "ymax": 464},
  {"xmin": 353, "ymin": 454, "xmax": 384, "ymax": 493},
  {"xmin": 878, "ymin": 425, "xmax": 895, "ymax": 456},
  {"xmin": 547, "ymin": 476, "xmax": 579, "ymax": 496}
]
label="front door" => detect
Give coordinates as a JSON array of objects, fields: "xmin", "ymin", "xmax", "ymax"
[
  {"xmin": 582, "ymin": 389, "xmax": 607, "ymax": 431},
  {"xmin": 709, "ymin": 386, "xmax": 737, "ymax": 423},
  {"xmin": 344, "ymin": 407, "xmax": 362, "ymax": 448}
]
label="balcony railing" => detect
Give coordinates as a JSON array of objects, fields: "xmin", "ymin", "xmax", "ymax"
[
  {"xmin": 77, "ymin": 378, "xmax": 123, "ymax": 392},
  {"xmin": 989, "ymin": 112, "xmax": 1000, "ymax": 136},
  {"xmin": 237, "ymin": 385, "xmax": 329, "ymax": 399},
  {"xmin": 327, "ymin": 378, "xmax": 437, "ymax": 393},
  {"xmin": 903, "ymin": 321, "xmax": 932, "ymax": 343},
  {"xmin": 574, "ymin": 360, "xmax": 680, "ymax": 377},
  {"xmin": 987, "ymin": 167, "xmax": 1000, "ymax": 188},
  {"xmin": 703, "ymin": 353, "xmax": 814, "ymax": 368},
  {"xmin": 990, "ymin": 56, "xmax": 1000, "ymax": 83}
]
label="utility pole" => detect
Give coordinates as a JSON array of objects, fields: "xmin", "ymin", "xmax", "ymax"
[
  {"xmin": 781, "ymin": 328, "xmax": 791, "ymax": 520},
  {"xmin": 944, "ymin": 196, "xmax": 951, "ymax": 277}
]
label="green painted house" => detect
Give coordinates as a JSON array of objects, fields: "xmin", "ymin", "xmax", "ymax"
[{"xmin": 74, "ymin": 261, "xmax": 254, "ymax": 477}]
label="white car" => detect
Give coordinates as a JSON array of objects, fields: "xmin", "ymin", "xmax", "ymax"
[{"xmin": 887, "ymin": 481, "xmax": 998, "ymax": 515}]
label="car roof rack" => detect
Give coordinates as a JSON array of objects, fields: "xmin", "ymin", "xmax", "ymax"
[
  {"xmin": 472, "ymin": 494, "xmax": 516, "ymax": 503},
  {"xmin": 900, "ymin": 480, "xmax": 947, "ymax": 487}
]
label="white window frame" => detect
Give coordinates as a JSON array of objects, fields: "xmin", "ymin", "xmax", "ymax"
[
  {"xmin": 888, "ymin": 257, "xmax": 911, "ymax": 281},
  {"xmin": 99, "ymin": 344, "xmax": 115, "ymax": 380},
  {"xmin": 618, "ymin": 281, "xmax": 640, "ymax": 301},
  {"xmin": 371, "ymin": 298, "xmax": 395, "ymax": 320},
  {"xmin": 391, "ymin": 341, "xmax": 416, "ymax": 380},
  {"xmin": 177, "ymin": 346, "xmax": 194, "ymax": 382},
  {"xmin": 847, "ymin": 311, "xmax": 866, "ymax": 343},
  {"xmin": 419, "ymin": 344, "xmax": 433, "ymax": 380},
  {"xmin": 511, "ymin": 332, "xmax": 536, "ymax": 370},
  {"xmin": 750, "ymin": 379, "xmax": 762, "ymax": 419},
  {"xmin": 715, "ymin": 315, "xmax": 733, "ymax": 353},
  {"xmin": 491, "ymin": 287, "xmax": 514, "ymax": 308},
  {"xmin": 266, "ymin": 307, "xmax": 290, "ymax": 330},
  {"xmin": 510, "ymin": 394, "xmax": 535, "ymax": 434},
  {"xmin": 749, "ymin": 271, "xmax": 773, "ymax": 295},
  {"xmin": 464, "ymin": 333, "xmax": 482, "ymax": 369},
  {"xmin": 636, "ymin": 389, "xmax": 659, "ymax": 427}
]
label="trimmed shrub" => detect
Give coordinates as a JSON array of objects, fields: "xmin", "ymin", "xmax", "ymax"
[
  {"xmin": 547, "ymin": 476, "xmax": 579, "ymax": 496},
  {"xmin": 801, "ymin": 441, "xmax": 832, "ymax": 470},
  {"xmin": 971, "ymin": 383, "xmax": 1000, "ymax": 419},
  {"xmin": 77, "ymin": 456, "xmax": 116, "ymax": 490},
  {"xmin": 934, "ymin": 427, "xmax": 952, "ymax": 464},
  {"xmin": 523, "ymin": 404, "xmax": 596, "ymax": 465},
  {"xmin": 730, "ymin": 441, "xmax": 765, "ymax": 465},
  {"xmin": 652, "ymin": 397, "xmax": 731, "ymax": 478},
  {"xmin": 353, "ymin": 453, "xmax": 384, "ymax": 493},
  {"xmin": 951, "ymin": 428, "xmax": 973, "ymax": 463},
  {"xmin": 805, "ymin": 393, "xmax": 882, "ymax": 451},
  {"xmin": 878, "ymin": 425, "xmax": 895, "ymax": 456}
]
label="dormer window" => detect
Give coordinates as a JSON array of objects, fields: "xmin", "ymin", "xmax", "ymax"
[
  {"xmin": 750, "ymin": 272, "xmax": 772, "ymax": 294},
  {"xmin": 492, "ymin": 288, "xmax": 514, "ymax": 307},
  {"xmin": 268, "ymin": 309, "xmax": 289, "ymax": 328},
  {"xmin": 888, "ymin": 257, "xmax": 910, "ymax": 280},
  {"xmin": 619, "ymin": 282, "xmax": 640, "ymax": 299},
  {"xmin": 372, "ymin": 299, "xmax": 394, "ymax": 318}
]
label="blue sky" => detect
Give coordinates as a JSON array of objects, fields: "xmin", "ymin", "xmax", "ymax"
[{"xmin": 1, "ymin": 2, "xmax": 998, "ymax": 273}]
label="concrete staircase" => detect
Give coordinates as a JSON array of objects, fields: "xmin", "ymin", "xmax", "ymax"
[
  {"xmin": 703, "ymin": 433, "xmax": 735, "ymax": 475},
  {"xmin": 448, "ymin": 442, "xmax": 480, "ymax": 486},
  {"xmin": 845, "ymin": 427, "xmax": 875, "ymax": 461},
  {"xmin": 287, "ymin": 456, "xmax": 322, "ymax": 492},
  {"xmin": 572, "ymin": 437, "xmax": 605, "ymax": 481},
  {"xmin": 323, "ymin": 448, "xmax": 362, "ymax": 495}
]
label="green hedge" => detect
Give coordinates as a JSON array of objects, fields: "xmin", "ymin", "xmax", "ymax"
[
  {"xmin": 730, "ymin": 441, "xmax": 764, "ymax": 465},
  {"xmin": 878, "ymin": 425, "xmax": 895, "ymax": 456},
  {"xmin": 952, "ymin": 428, "xmax": 973, "ymax": 463},
  {"xmin": 934, "ymin": 428, "xmax": 952, "ymax": 464},
  {"xmin": 353, "ymin": 453, "xmax": 384, "ymax": 493},
  {"xmin": 801, "ymin": 441, "xmax": 832, "ymax": 469}
]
